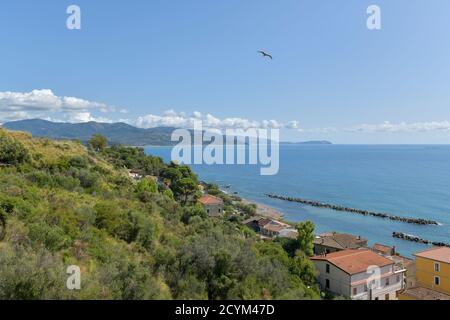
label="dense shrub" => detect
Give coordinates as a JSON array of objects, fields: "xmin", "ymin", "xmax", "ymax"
[{"xmin": 0, "ymin": 132, "xmax": 29, "ymax": 165}]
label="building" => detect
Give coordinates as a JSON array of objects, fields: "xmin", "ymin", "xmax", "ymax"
[
  {"xmin": 242, "ymin": 216, "xmax": 272, "ymax": 233},
  {"xmin": 313, "ymin": 232, "xmax": 368, "ymax": 255},
  {"xmin": 371, "ymin": 243, "xmax": 416, "ymax": 289},
  {"xmin": 260, "ymin": 220, "xmax": 292, "ymax": 238},
  {"xmin": 400, "ymin": 247, "xmax": 450, "ymax": 300},
  {"xmin": 198, "ymin": 194, "xmax": 224, "ymax": 217},
  {"xmin": 278, "ymin": 228, "xmax": 299, "ymax": 240},
  {"xmin": 389, "ymin": 255, "xmax": 416, "ymax": 289},
  {"xmin": 372, "ymin": 243, "xmax": 396, "ymax": 256},
  {"xmin": 242, "ymin": 217, "xmax": 298, "ymax": 239},
  {"xmin": 311, "ymin": 249, "xmax": 406, "ymax": 300}
]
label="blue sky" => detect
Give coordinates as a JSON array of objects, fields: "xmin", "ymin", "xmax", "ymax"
[{"xmin": 1, "ymin": 0, "xmax": 450, "ymax": 143}]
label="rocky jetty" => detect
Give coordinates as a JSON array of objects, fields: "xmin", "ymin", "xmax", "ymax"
[
  {"xmin": 393, "ymin": 232, "xmax": 450, "ymax": 247},
  {"xmin": 266, "ymin": 194, "xmax": 439, "ymax": 226}
]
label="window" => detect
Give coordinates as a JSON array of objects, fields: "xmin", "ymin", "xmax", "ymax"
[
  {"xmin": 385, "ymin": 294, "xmax": 390, "ymax": 300},
  {"xmin": 218, "ymin": 209, "xmax": 221, "ymax": 213},
  {"xmin": 386, "ymin": 278, "xmax": 390, "ymax": 286},
  {"xmin": 396, "ymin": 275, "xmax": 400, "ymax": 283},
  {"xmin": 364, "ymin": 285, "xmax": 368, "ymax": 292},
  {"xmin": 435, "ymin": 263, "xmax": 440, "ymax": 272},
  {"xmin": 435, "ymin": 276, "xmax": 440, "ymax": 286},
  {"xmin": 325, "ymin": 279, "xmax": 330, "ymax": 289},
  {"xmin": 352, "ymin": 287, "xmax": 357, "ymax": 296},
  {"xmin": 326, "ymin": 264, "xmax": 330, "ymax": 274},
  {"xmin": 206, "ymin": 209, "xmax": 210, "ymax": 214}
]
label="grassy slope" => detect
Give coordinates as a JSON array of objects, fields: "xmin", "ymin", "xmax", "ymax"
[{"xmin": 0, "ymin": 129, "xmax": 320, "ymax": 300}]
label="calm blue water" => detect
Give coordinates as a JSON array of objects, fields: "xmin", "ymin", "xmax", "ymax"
[{"xmin": 145, "ymin": 145, "xmax": 450, "ymax": 257}]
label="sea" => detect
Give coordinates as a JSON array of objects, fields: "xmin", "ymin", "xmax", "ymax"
[{"xmin": 145, "ymin": 144, "xmax": 450, "ymax": 258}]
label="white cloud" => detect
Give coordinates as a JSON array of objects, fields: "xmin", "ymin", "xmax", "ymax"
[
  {"xmin": 0, "ymin": 111, "xmax": 31, "ymax": 121},
  {"xmin": 0, "ymin": 89, "xmax": 107, "ymax": 112},
  {"xmin": 0, "ymin": 90, "xmax": 299, "ymax": 130},
  {"xmin": 63, "ymin": 112, "xmax": 114, "ymax": 123},
  {"xmin": 296, "ymin": 121, "xmax": 450, "ymax": 135},
  {"xmin": 135, "ymin": 110, "xmax": 299, "ymax": 130},
  {"xmin": 0, "ymin": 89, "xmax": 117, "ymax": 124},
  {"xmin": 298, "ymin": 127, "xmax": 338, "ymax": 134},
  {"xmin": 346, "ymin": 121, "xmax": 450, "ymax": 133}
]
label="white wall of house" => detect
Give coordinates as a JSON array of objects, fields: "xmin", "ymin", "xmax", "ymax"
[
  {"xmin": 202, "ymin": 204, "xmax": 223, "ymax": 217},
  {"xmin": 314, "ymin": 261, "xmax": 405, "ymax": 300},
  {"xmin": 351, "ymin": 268, "xmax": 405, "ymax": 300},
  {"xmin": 314, "ymin": 261, "xmax": 351, "ymax": 297}
]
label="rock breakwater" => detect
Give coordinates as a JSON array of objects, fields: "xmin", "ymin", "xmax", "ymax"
[
  {"xmin": 393, "ymin": 232, "xmax": 450, "ymax": 247},
  {"xmin": 266, "ymin": 193, "xmax": 439, "ymax": 226}
]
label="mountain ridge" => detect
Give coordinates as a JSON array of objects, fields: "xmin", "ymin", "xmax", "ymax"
[{"xmin": 2, "ymin": 119, "xmax": 332, "ymax": 146}]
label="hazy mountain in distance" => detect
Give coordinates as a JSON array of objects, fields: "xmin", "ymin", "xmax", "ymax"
[
  {"xmin": 2, "ymin": 119, "xmax": 177, "ymax": 146},
  {"xmin": 2, "ymin": 119, "xmax": 332, "ymax": 146}
]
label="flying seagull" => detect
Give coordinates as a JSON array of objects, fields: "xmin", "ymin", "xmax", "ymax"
[{"xmin": 258, "ymin": 50, "xmax": 273, "ymax": 60}]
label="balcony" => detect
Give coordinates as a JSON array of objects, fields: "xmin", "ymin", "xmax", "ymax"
[{"xmin": 352, "ymin": 281, "xmax": 404, "ymax": 300}]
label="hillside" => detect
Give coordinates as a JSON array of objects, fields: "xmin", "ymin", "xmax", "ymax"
[
  {"xmin": 0, "ymin": 128, "xmax": 319, "ymax": 300},
  {"xmin": 2, "ymin": 119, "xmax": 177, "ymax": 146}
]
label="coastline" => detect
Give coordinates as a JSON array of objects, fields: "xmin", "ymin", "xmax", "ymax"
[
  {"xmin": 241, "ymin": 198, "xmax": 284, "ymax": 220},
  {"xmin": 219, "ymin": 187, "xmax": 284, "ymax": 220}
]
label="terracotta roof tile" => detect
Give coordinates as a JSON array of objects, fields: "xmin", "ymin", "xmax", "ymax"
[
  {"xmin": 199, "ymin": 194, "xmax": 223, "ymax": 205},
  {"xmin": 372, "ymin": 243, "xmax": 395, "ymax": 255},
  {"xmin": 414, "ymin": 247, "xmax": 450, "ymax": 264},
  {"xmin": 311, "ymin": 249, "xmax": 394, "ymax": 275},
  {"xmin": 314, "ymin": 233, "xmax": 367, "ymax": 250},
  {"xmin": 402, "ymin": 286, "xmax": 450, "ymax": 300}
]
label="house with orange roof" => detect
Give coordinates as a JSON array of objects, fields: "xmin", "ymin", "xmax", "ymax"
[
  {"xmin": 311, "ymin": 249, "xmax": 406, "ymax": 300},
  {"xmin": 400, "ymin": 246, "xmax": 450, "ymax": 300},
  {"xmin": 198, "ymin": 194, "xmax": 224, "ymax": 217}
]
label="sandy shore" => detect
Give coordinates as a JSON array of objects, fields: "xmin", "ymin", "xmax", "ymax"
[
  {"xmin": 220, "ymin": 187, "xmax": 284, "ymax": 220},
  {"xmin": 241, "ymin": 198, "xmax": 284, "ymax": 220}
]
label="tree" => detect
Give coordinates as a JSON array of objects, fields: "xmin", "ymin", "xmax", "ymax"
[
  {"xmin": 297, "ymin": 220, "xmax": 315, "ymax": 257},
  {"xmin": 0, "ymin": 132, "xmax": 29, "ymax": 165},
  {"xmin": 160, "ymin": 167, "xmax": 182, "ymax": 186},
  {"xmin": 135, "ymin": 177, "xmax": 158, "ymax": 194},
  {"xmin": 89, "ymin": 134, "xmax": 108, "ymax": 152},
  {"xmin": 172, "ymin": 178, "xmax": 198, "ymax": 205},
  {"xmin": 290, "ymin": 251, "xmax": 317, "ymax": 286}
]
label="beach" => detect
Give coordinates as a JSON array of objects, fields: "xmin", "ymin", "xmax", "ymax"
[{"xmin": 241, "ymin": 198, "xmax": 284, "ymax": 220}]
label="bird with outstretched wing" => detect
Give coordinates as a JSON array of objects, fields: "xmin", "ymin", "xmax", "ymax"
[{"xmin": 258, "ymin": 50, "xmax": 273, "ymax": 60}]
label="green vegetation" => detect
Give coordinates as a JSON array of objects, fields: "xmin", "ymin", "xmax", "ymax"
[
  {"xmin": 88, "ymin": 134, "xmax": 108, "ymax": 152},
  {"xmin": 0, "ymin": 130, "xmax": 29, "ymax": 165},
  {"xmin": 297, "ymin": 221, "xmax": 316, "ymax": 257},
  {"xmin": 0, "ymin": 128, "xmax": 320, "ymax": 300}
]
